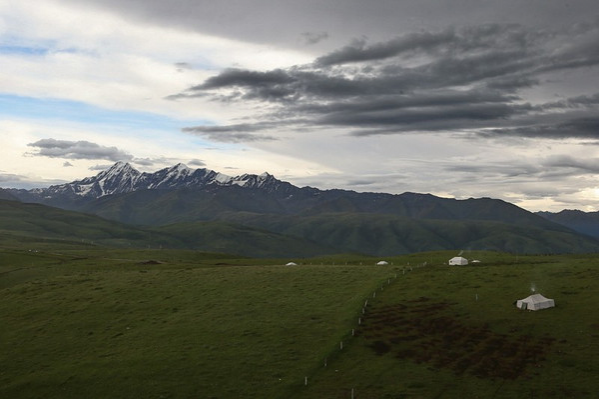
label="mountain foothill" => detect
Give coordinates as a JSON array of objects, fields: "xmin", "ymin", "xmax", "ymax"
[{"xmin": 2, "ymin": 162, "xmax": 598, "ymax": 257}]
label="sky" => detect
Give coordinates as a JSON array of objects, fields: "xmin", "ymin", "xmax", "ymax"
[{"xmin": 1, "ymin": 0, "xmax": 599, "ymax": 212}]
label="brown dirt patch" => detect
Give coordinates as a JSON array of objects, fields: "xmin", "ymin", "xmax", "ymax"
[{"xmin": 359, "ymin": 298, "xmax": 554, "ymax": 380}]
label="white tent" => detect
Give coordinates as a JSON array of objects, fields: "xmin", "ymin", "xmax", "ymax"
[
  {"xmin": 516, "ymin": 294, "xmax": 555, "ymax": 311},
  {"xmin": 285, "ymin": 262, "xmax": 297, "ymax": 266},
  {"xmin": 376, "ymin": 260, "xmax": 389, "ymax": 265},
  {"xmin": 449, "ymin": 256, "xmax": 468, "ymax": 265}
]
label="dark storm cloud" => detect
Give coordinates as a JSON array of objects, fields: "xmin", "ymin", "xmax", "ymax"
[
  {"xmin": 540, "ymin": 93, "xmax": 599, "ymax": 110},
  {"xmin": 188, "ymin": 159, "xmax": 206, "ymax": 167},
  {"xmin": 57, "ymin": 0, "xmax": 599, "ymax": 52},
  {"xmin": 182, "ymin": 124, "xmax": 279, "ymax": 143},
  {"xmin": 479, "ymin": 117, "xmax": 599, "ymax": 140},
  {"xmin": 175, "ymin": 62, "xmax": 193, "ymax": 72},
  {"xmin": 183, "ymin": 123, "xmax": 274, "ymax": 134},
  {"xmin": 445, "ymin": 155, "xmax": 599, "ymax": 182},
  {"xmin": 301, "ymin": 31, "xmax": 329, "ymax": 45},
  {"xmin": 89, "ymin": 163, "xmax": 117, "ymax": 171},
  {"xmin": 542, "ymin": 155, "xmax": 599, "ymax": 173},
  {"xmin": 197, "ymin": 69, "xmax": 297, "ymax": 90},
  {"xmin": 190, "ymin": 69, "xmax": 300, "ymax": 102},
  {"xmin": 132, "ymin": 158, "xmax": 157, "ymax": 167},
  {"xmin": 345, "ymin": 173, "xmax": 408, "ymax": 188},
  {"xmin": 0, "ymin": 172, "xmax": 27, "ymax": 183},
  {"xmin": 446, "ymin": 162, "xmax": 542, "ymax": 178},
  {"xmin": 27, "ymin": 139, "xmax": 134, "ymax": 162},
  {"xmin": 314, "ymin": 24, "xmax": 539, "ymax": 66},
  {"xmin": 176, "ymin": 19, "xmax": 599, "ymax": 141},
  {"xmin": 190, "ymin": 131, "xmax": 278, "ymax": 143},
  {"xmin": 88, "ymin": 157, "xmax": 178, "ymax": 171}
]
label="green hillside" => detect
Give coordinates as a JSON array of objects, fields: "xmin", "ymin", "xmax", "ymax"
[
  {"xmin": 1, "ymin": 248, "xmax": 598, "ymax": 398},
  {"xmin": 154, "ymin": 221, "xmax": 334, "ymax": 257},
  {"xmin": 0, "ymin": 200, "xmax": 337, "ymax": 257},
  {"xmin": 0, "ymin": 199, "xmax": 178, "ymax": 248},
  {"xmin": 3, "ymin": 198, "xmax": 598, "ymax": 256},
  {"xmin": 77, "ymin": 187, "xmax": 289, "ymax": 225},
  {"xmin": 221, "ymin": 212, "xmax": 599, "ymax": 255},
  {"xmin": 0, "ymin": 248, "xmax": 393, "ymax": 398},
  {"xmin": 294, "ymin": 252, "xmax": 599, "ymax": 398},
  {"xmin": 76, "ymin": 188, "xmax": 562, "ymax": 231}
]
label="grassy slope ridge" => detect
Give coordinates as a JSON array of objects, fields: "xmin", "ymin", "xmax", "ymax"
[
  {"xmin": 538, "ymin": 209, "xmax": 599, "ymax": 239},
  {"xmin": 220, "ymin": 212, "xmax": 599, "ymax": 255},
  {"xmin": 3, "ymin": 198, "xmax": 599, "ymax": 256},
  {"xmin": 68, "ymin": 187, "xmax": 599, "ymax": 255},
  {"xmin": 1, "ymin": 249, "xmax": 598, "ymax": 398},
  {"xmin": 154, "ymin": 221, "xmax": 334, "ymax": 257},
  {"xmin": 0, "ymin": 200, "xmax": 336, "ymax": 257},
  {"xmin": 0, "ymin": 199, "xmax": 172, "ymax": 247},
  {"xmin": 76, "ymin": 187, "xmax": 561, "ymax": 229}
]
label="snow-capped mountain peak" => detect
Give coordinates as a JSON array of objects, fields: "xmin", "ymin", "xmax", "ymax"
[
  {"xmin": 98, "ymin": 161, "xmax": 138, "ymax": 178},
  {"xmin": 226, "ymin": 172, "xmax": 279, "ymax": 189},
  {"xmin": 26, "ymin": 162, "xmax": 293, "ymax": 200}
]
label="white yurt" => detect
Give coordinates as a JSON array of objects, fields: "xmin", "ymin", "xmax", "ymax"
[
  {"xmin": 376, "ymin": 260, "xmax": 389, "ymax": 266},
  {"xmin": 449, "ymin": 256, "xmax": 468, "ymax": 265},
  {"xmin": 285, "ymin": 262, "xmax": 298, "ymax": 266},
  {"xmin": 516, "ymin": 293, "xmax": 555, "ymax": 311}
]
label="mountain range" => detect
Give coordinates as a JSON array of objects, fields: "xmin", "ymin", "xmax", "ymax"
[
  {"xmin": 4, "ymin": 162, "xmax": 599, "ymax": 257},
  {"xmin": 536, "ymin": 210, "xmax": 599, "ymax": 240}
]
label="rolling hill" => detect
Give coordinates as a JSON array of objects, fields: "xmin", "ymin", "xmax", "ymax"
[
  {"xmin": 2, "ymin": 249, "xmax": 599, "ymax": 398},
  {"xmin": 0, "ymin": 200, "xmax": 331, "ymax": 257},
  {"xmin": 5, "ymin": 162, "xmax": 599, "ymax": 255},
  {"xmin": 217, "ymin": 212, "xmax": 599, "ymax": 255},
  {"xmin": 1, "ymin": 198, "xmax": 598, "ymax": 256},
  {"xmin": 538, "ymin": 209, "xmax": 599, "ymax": 239}
]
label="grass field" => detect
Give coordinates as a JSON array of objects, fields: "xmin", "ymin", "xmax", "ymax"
[
  {"xmin": 1, "ymin": 248, "xmax": 598, "ymax": 398},
  {"xmin": 0, "ymin": 248, "xmax": 394, "ymax": 398},
  {"xmin": 294, "ymin": 252, "xmax": 599, "ymax": 398}
]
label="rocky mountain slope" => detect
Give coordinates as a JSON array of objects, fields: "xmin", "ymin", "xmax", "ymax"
[
  {"xmin": 6, "ymin": 162, "xmax": 562, "ymax": 227},
  {"xmin": 9, "ymin": 162, "xmax": 298, "ymax": 209}
]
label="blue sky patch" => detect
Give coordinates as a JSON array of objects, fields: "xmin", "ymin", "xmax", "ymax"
[
  {"xmin": 0, "ymin": 94, "xmax": 213, "ymax": 132},
  {"xmin": 0, "ymin": 45, "xmax": 49, "ymax": 56}
]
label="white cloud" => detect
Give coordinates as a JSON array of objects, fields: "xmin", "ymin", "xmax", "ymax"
[
  {"xmin": 0, "ymin": 0, "xmax": 313, "ymax": 122},
  {"xmin": 0, "ymin": 116, "xmax": 333, "ymax": 189},
  {"xmin": 1, "ymin": 0, "xmax": 599, "ymax": 213}
]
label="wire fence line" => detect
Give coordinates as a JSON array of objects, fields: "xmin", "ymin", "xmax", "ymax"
[{"xmin": 290, "ymin": 261, "xmax": 427, "ymax": 398}]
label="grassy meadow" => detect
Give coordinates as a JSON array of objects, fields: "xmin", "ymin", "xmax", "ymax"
[{"xmin": 1, "ymin": 247, "xmax": 598, "ymax": 398}]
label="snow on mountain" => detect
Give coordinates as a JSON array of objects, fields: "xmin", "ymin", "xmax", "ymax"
[
  {"xmin": 52, "ymin": 161, "xmax": 143, "ymax": 197},
  {"xmin": 28, "ymin": 162, "xmax": 292, "ymax": 200},
  {"xmin": 228, "ymin": 172, "xmax": 280, "ymax": 189}
]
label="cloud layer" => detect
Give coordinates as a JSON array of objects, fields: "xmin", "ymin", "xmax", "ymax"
[
  {"xmin": 178, "ymin": 22, "xmax": 599, "ymax": 142},
  {"xmin": 27, "ymin": 138, "xmax": 134, "ymax": 161},
  {"xmin": 2, "ymin": 0, "xmax": 599, "ymax": 211}
]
